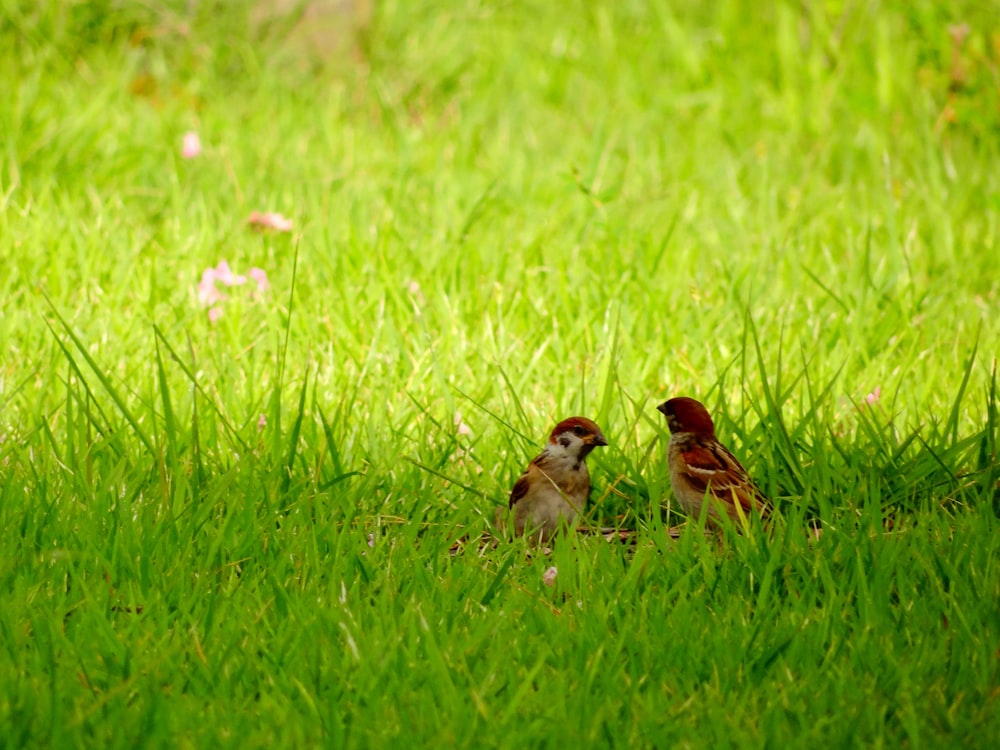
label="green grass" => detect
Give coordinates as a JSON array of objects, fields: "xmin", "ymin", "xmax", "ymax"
[{"xmin": 2, "ymin": 0, "xmax": 999, "ymax": 746}]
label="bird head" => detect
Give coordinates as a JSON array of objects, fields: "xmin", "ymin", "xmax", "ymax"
[
  {"xmin": 548, "ymin": 416, "xmax": 608, "ymax": 459},
  {"xmin": 656, "ymin": 397, "xmax": 716, "ymax": 437}
]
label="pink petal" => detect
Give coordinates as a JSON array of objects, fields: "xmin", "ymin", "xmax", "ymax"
[
  {"xmin": 267, "ymin": 213, "xmax": 293, "ymax": 232},
  {"xmin": 407, "ymin": 279, "xmax": 427, "ymax": 309},
  {"xmin": 197, "ymin": 269, "xmax": 226, "ymax": 305},
  {"xmin": 257, "ymin": 414, "xmax": 267, "ymax": 431},
  {"xmin": 248, "ymin": 211, "xmax": 293, "ymax": 232},
  {"xmin": 208, "ymin": 306, "xmax": 224, "ymax": 322},
  {"xmin": 181, "ymin": 131, "xmax": 202, "ymax": 159},
  {"xmin": 214, "ymin": 260, "xmax": 246, "ymax": 287},
  {"xmin": 542, "ymin": 566, "xmax": 558, "ymax": 587},
  {"xmin": 197, "ymin": 271, "xmax": 215, "ymax": 303},
  {"xmin": 454, "ymin": 413, "xmax": 472, "ymax": 437},
  {"xmin": 248, "ymin": 267, "xmax": 270, "ymax": 292},
  {"xmin": 214, "ymin": 260, "xmax": 232, "ymax": 280},
  {"xmin": 865, "ymin": 386, "xmax": 881, "ymax": 405}
]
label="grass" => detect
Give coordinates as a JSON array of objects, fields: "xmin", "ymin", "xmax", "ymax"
[{"xmin": 1, "ymin": 0, "xmax": 999, "ymax": 746}]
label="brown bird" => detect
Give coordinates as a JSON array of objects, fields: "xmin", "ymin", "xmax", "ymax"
[
  {"xmin": 657, "ymin": 397, "xmax": 770, "ymax": 528},
  {"xmin": 507, "ymin": 417, "xmax": 608, "ymax": 544}
]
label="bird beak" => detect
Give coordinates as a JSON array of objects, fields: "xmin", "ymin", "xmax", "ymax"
[
  {"xmin": 592, "ymin": 433, "xmax": 608, "ymax": 447},
  {"xmin": 656, "ymin": 401, "xmax": 669, "ymax": 416}
]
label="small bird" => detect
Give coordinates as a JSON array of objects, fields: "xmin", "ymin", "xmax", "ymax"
[
  {"xmin": 507, "ymin": 417, "xmax": 608, "ymax": 544},
  {"xmin": 657, "ymin": 397, "xmax": 770, "ymax": 528}
]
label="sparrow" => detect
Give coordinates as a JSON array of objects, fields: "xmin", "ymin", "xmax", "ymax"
[
  {"xmin": 657, "ymin": 397, "xmax": 770, "ymax": 528},
  {"xmin": 507, "ymin": 417, "xmax": 608, "ymax": 544}
]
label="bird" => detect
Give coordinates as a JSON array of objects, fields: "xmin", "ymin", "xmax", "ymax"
[
  {"xmin": 506, "ymin": 416, "xmax": 608, "ymax": 544},
  {"xmin": 657, "ymin": 397, "xmax": 770, "ymax": 529}
]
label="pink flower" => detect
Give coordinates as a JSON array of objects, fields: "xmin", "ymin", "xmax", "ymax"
[
  {"xmin": 248, "ymin": 267, "xmax": 269, "ymax": 292},
  {"xmin": 213, "ymin": 260, "xmax": 246, "ymax": 287},
  {"xmin": 197, "ymin": 268, "xmax": 227, "ymax": 305},
  {"xmin": 454, "ymin": 413, "xmax": 472, "ymax": 437},
  {"xmin": 406, "ymin": 280, "xmax": 426, "ymax": 308},
  {"xmin": 257, "ymin": 414, "xmax": 267, "ymax": 431},
  {"xmin": 181, "ymin": 131, "xmax": 202, "ymax": 159},
  {"xmin": 248, "ymin": 211, "xmax": 293, "ymax": 232},
  {"xmin": 542, "ymin": 566, "xmax": 558, "ymax": 587},
  {"xmin": 197, "ymin": 261, "xmax": 269, "ymax": 320},
  {"xmin": 865, "ymin": 386, "xmax": 881, "ymax": 406}
]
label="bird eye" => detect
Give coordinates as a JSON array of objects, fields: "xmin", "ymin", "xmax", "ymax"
[{"xmin": 573, "ymin": 425, "xmax": 586, "ymax": 436}]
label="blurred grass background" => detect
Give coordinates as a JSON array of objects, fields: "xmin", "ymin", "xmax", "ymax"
[{"xmin": 1, "ymin": 1, "xmax": 998, "ymax": 746}]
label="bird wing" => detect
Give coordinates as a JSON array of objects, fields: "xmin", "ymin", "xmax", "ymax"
[
  {"xmin": 679, "ymin": 440, "xmax": 768, "ymax": 515},
  {"xmin": 509, "ymin": 470, "xmax": 531, "ymax": 508},
  {"xmin": 509, "ymin": 456, "xmax": 545, "ymax": 508},
  {"xmin": 509, "ymin": 451, "xmax": 591, "ymax": 509}
]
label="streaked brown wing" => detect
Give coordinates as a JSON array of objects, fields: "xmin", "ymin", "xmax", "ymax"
[
  {"xmin": 680, "ymin": 442, "xmax": 730, "ymax": 474},
  {"xmin": 509, "ymin": 454, "xmax": 544, "ymax": 508},
  {"xmin": 713, "ymin": 442, "xmax": 771, "ymax": 514},
  {"xmin": 509, "ymin": 471, "xmax": 531, "ymax": 508},
  {"xmin": 681, "ymin": 441, "xmax": 767, "ymax": 514}
]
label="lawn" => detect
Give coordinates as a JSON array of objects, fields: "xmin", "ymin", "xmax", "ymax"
[{"xmin": 1, "ymin": 0, "xmax": 998, "ymax": 747}]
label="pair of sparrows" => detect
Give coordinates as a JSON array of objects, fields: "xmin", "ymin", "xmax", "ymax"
[{"xmin": 506, "ymin": 397, "xmax": 770, "ymax": 543}]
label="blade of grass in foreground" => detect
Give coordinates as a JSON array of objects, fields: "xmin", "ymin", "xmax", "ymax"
[
  {"xmin": 281, "ymin": 368, "xmax": 310, "ymax": 497},
  {"xmin": 451, "ymin": 380, "xmax": 534, "ymax": 446},
  {"xmin": 479, "ymin": 548, "xmax": 519, "ymax": 607},
  {"xmin": 154, "ymin": 336, "xmax": 178, "ymax": 467},
  {"xmin": 152, "ymin": 325, "xmax": 249, "ymax": 453},
  {"xmin": 43, "ymin": 298, "xmax": 152, "ymax": 454},
  {"xmin": 944, "ymin": 333, "xmax": 979, "ymax": 444}
]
